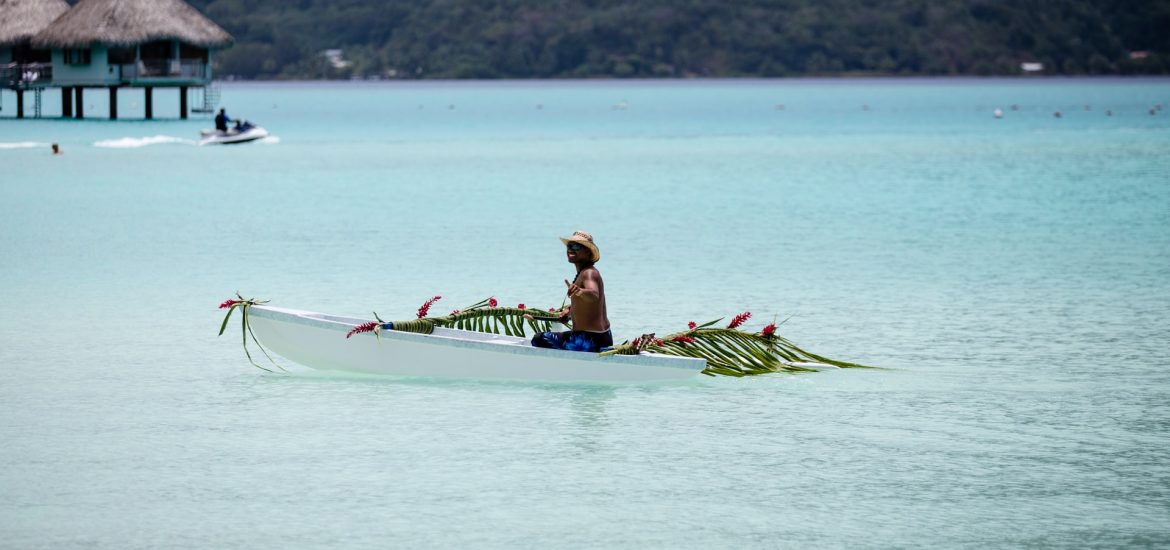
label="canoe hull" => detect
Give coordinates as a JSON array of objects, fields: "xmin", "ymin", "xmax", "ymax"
[{"xmin": 245, "ymin": 305, "xmax": 704, "ymax": 382}]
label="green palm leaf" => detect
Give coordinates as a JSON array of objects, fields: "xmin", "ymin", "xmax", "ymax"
[
  {"xmin": 599, "ymin": 324, "xmax": 872, "ymax": 376},
  {"xmin": 381, "ymin": 300, "xmax": 565, "ymax": 338},
  {"xmin": 384, "ymin": 301, "xmax": 871, "ymax": 376},
  {"xmin": 217, "ymin": 294, "xmax": 283, "ymax": 372}
]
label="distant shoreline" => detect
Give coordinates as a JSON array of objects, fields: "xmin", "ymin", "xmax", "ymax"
[{"xmin": 211, "ymin": 75, "xmax": 1170, "ymax": 87}]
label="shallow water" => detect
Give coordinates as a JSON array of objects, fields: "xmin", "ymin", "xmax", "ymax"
[{"xmin": 2, "ymin": 78, "xmax": 1169, "ymax": 548}]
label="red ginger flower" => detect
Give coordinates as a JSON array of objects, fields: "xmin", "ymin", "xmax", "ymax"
[
  {"xmin": 672, "ymin": 335, "xmax": 696, "ymax": 345},
  {"xmin": 346, "ymin": 322, "xmax": 379, "ymax": 338},
  {"xmin": 760, "ymin": 323, "xmax": 777, "ymax": 337},
  {"xmin": 628, "ymin": 334, "xmax": 662, "ymax": 350},
  {"xmin": 451, "ymin": 309, "xmax": 461, "ymax": 315},
  {"xmin": 517, "ymin": 303, "xmax": 526, "ymax": 310},
  {"xmin": 688, "ymin": 321, "xmax": 697, "ymax": 330},
  {"xmin": 489, "ymin": 297, "xmax": 498, "ymax": 307},
  {"xmin": 728, "ymin": 311, "xmax": 752, "ymax": 329},
  {"xmin": 549, "ymin": 308, "xmax": 556, "ymax": 312},
  {"xmin": 417, "ymin": 295, "xmax": 441, "ymax": 318},
  {"xmin": 219, "ymin": 299, "xmax": 240, "ymax": 309}
]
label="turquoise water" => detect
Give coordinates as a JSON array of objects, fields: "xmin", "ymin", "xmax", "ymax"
[{"xmin": 2, "ymin": 78, "xmax": 1169, "ymax": 547}]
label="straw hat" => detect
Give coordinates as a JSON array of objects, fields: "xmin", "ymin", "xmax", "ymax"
[{"xmin": 560, "ymin": 230, "xmax": 600, "ymax": 262}]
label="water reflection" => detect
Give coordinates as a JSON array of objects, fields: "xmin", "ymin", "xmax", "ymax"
[{"xmin": 554, "ymin": 385, "xmax": 617, "ymax": 454}]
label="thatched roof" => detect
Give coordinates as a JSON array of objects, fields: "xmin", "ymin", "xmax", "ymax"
[
  {"xmin": 0, "ymin": 0, "xmax": 69, "ymax": 46},
  {"xmin": 32, "ymin": 0, "xmax": 232, "ymax": 49}
]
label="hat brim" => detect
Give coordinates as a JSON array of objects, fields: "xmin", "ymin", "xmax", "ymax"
[{"xmin": 560, "ymin": 237, "xmax": 600, "ymax": 262}]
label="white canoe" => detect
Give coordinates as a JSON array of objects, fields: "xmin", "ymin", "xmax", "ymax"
[{"xmin": 245, "ymin": 305, "xmax": 707, "ymax": 382}]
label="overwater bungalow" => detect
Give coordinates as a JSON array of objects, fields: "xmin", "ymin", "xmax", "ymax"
[
  {"xmin": 0, "ymin": 0, "xmax": 69, "ymax": 117},
  {"xmin": 2, "ymin": 0, "xmax": 232, "ymax": 119}
]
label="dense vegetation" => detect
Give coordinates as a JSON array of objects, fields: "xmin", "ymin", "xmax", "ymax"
[{"xmin": 185, "ymin": 0, "xmax": 1170, "ymax": 79}]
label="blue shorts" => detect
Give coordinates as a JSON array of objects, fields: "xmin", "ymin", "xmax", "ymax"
[{"xmin": 531, "ymin": 330, "xmax": 614, "ymax": 353}]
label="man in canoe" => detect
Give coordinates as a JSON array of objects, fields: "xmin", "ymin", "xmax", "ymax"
[{"xmin": 529, "ymin": 230, "xmax": 613, "ymax": 352}]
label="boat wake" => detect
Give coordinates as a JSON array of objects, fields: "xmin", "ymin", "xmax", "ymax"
[
  {"xmin": 0, "ymin": 141, "xmax": 50, "ymax": 149},
  {"xmin": 93, "ymin": 135, "xmax": 196, "ymax": 148},
  {"xmin": 259, "ymin": 135, "xmax": 280, "ymax": 144}
]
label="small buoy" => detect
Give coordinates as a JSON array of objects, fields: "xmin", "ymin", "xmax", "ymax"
[
  {"xmin": 862, "ymin": 104, "xmax": 870, "ymax": 111},
  {"xmin": 1084, "ymin": 105, "xmax": 1091, "ymax": 111},
  {"xmin": 536, "ymin": 104, "xmax": 543, "ymax": 110},
  {"xmin": 448, "ymin": 104, "xmax": 455, "ymax": 110},
  {"xmin": 1011, "ymin": 104, "xmax": 1019, "ymax": 111},
  {"xmin": 993, "ymin": 108, "xmax": 1003, "ymax": 118},
  {"xmin": 1105, "ymin": 109, "xmax": 1113, "ymax": 116},
  {"xmin": 1054, "ymin": 111, "xmax": 1062, "ymax": 118},
  {"xmin": 774, "ymin": 104, "xmax": 785, "ymax": 110},
  {"xmin": 1151, "ymin": 108, "xmax": 1158, "ymax": 116}
]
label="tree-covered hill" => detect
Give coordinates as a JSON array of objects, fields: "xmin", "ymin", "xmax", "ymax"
[{"xmin": 183, "ymin": 0, "xmax": 1169, "ymax": 79}]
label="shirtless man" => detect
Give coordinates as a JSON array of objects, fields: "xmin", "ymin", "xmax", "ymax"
[{"xmin": 529, "ymin": 230, "xmax": 613, "ymax": 352}]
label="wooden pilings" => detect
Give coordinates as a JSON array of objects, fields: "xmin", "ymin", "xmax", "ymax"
[
  {"xmin": 61, "ymin": 86, "xmax": 73, "ymax": 118},
  {"xmin": 11, "ymin": 85, "xmax": 201, "ymax": 120}
]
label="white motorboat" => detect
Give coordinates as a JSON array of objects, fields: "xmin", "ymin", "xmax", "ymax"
[
  {"xmin": 199, "ymin": 121, "xmax": 269, "ymax": 145},
  {"xmin": 244, "ymin": 305, "xmax": 707, "ymax": 383}
]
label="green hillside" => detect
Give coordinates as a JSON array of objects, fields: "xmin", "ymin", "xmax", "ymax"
[{"xmin": 185, "ymin": 0, "xmax": 1170, "ymax": 79}]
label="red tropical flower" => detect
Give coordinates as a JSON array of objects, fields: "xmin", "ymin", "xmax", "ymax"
[
  {"xmin": 517, "ymin": 303, "xmax": 526, "ymax": 310},
  {"xmin": 653, "ymin": 338, "xmax": 665, "ymax": 346},
  {"xmin": 760, "ymin": 323, "xmax": 777, "ymax": 337},
  {"xmin": 688, "ymin": 321, "xmax": 697, "ymax": 330},
  {"xmin": 346, "ymin": 321, "xmax": 379, "ymax": 338},
  {"xmin": 489, "ymin": 297, "xmax": 498, "ymax": 307},
  {"xmin": 417, "ymin": 295, "xmax": 442, "ymax": 318},
  {"xmin": 727, "ymin": 311, "xmax": 752, "ymax": 329},
  {"xmin": 451, "ymin": 309, "xmax": 461, "ymax": 315},
  {"xmin": 218, "ymin": 299, "xmax": 240, "ymax": 309},
  {"xmin": 672, "ymin": 335, "xmax": 696, "ymax": 345},
  {"xmin": 549, "ymin": 308, "xmax": 557, "ymax": 312}
]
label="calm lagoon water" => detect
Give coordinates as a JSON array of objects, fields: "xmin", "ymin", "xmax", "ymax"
[{"xmin": 2, "ymin": 78, "xmax": 1169, "ymax": 547}]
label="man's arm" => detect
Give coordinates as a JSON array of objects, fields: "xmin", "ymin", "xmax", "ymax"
[{"xmin": 565, "ymin": 271, "xmax": 601, "ymax": 303}]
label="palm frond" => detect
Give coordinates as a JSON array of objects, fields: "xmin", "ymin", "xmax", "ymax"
[
  {"xmin": 384, "ymin": 302, "xmax": 872, "ymax": 377},
  {"xmin": 217, "ymin": 293, "xmax": 284, "ymax": 373},
  {"xmin": 600, "ymin": 323, "xmax": 872, "ymax": 377},
  {"xmin": 381, "ymin": 299, "xmax": 565, "ymax": 339}
]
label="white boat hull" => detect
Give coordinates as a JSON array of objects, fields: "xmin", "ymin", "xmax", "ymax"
[
  {"xmin": 245, "ymin": 305, "xmax": 705, "ymax": 383},
  {"xmin": 199, "ymin": 126, "xmax": 269, "ymax": 145}
]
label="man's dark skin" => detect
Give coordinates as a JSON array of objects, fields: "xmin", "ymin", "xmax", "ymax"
[
  {"xmin": 527, "ymin": 242, "xmax": 610, "ymax": 332},
  {"xmin": 563, "ymin": 243, "xmax": 610, "ymax": 332}
]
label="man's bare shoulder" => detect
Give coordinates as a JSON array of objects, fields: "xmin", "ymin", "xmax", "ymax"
[{"xmin": 580, "ymin": 266, "xmax": 603, "ymax": 281}]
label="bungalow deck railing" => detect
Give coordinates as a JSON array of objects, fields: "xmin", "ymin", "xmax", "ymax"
[
  {"xmin": 118, "ymin": 59, "xmax": 206, "ymax": 82},
  {"xmin": 2, "ymin": 63, "xmax": 53, "ymax": 90}
]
